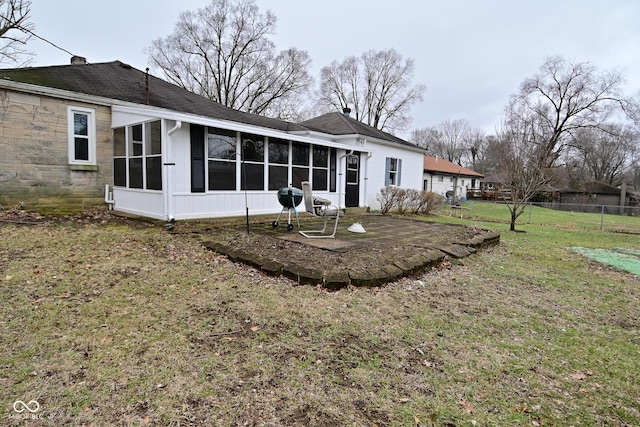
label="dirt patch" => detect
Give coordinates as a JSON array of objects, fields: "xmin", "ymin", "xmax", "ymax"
[{"xmin": 0, "ymin": 208, "xmax": 153, "ymax": 228}]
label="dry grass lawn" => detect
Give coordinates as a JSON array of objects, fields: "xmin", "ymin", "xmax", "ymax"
[{"xmin": 1, "ymin": 211, "xmax": 639, "ymax": 426}]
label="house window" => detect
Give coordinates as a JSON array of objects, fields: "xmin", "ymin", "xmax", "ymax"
[
  {"xmin": 450, "ymin": 177, "xmax": 454, "ymax": 183},
  {"xmin": 198, "ymin": 128, "xmax": 337, "ymax": 194},
  {"xmin": 240, "ymin": 133, "xmax": 265, "ymax": 190},
  {"xmin": 145, "ymin": 121, "xmax": 162, "ymax": 190},
  {"xmin": 384, "ymin": 157, "xmax": 402, "ymax": 186},
  {"xmin": 112, "ymin": 120, "xmax": 162, "ymax": 190},
  {"xmin": 208, "ymin": 127, "xmax": 237, "ymax": 190},
  {"xmin": 329, "ymin": 149, "xmax": 337, "ymax": 192},
  {"xmin": 268, "ymin": 138, "xmax": 289, "ymax": 190},
  {"xmin": 128, "ymin": 124, "xmax": 144, "ymax": 188},
  {"xmin": 312, "ymin": 146, "xmax": 329, "ymax": 191},
  {"xmin": 68, "ymin": 106, "xmax": 96, "ymax": 165},
  {"xmin": 438, "ymin": 176, "xmax": 444, "ymax": 183},
  {"xmin": 292, "ymin": 142, "xmax": 310, "ymax": 188},
  {"xmin": 423, "ymin": 179, "xmax": 429, "ymax": 191},
  {"xmin": 113, "ymin": 128, "xmax": 126, "ymax": 187}
]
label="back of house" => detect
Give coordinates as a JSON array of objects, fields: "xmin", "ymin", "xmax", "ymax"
[{"xmin": 0, "ymin": 58, "xmax": 426, "ymax": 219}]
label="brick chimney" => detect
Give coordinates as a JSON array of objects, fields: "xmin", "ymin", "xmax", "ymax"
[
  {"xmin": 71, "ymin": 56, "xmax": 87, "ymax": 65},
  {"xmin": 342, "ymin": 107, "xmax": 351, "ymax": 118}
]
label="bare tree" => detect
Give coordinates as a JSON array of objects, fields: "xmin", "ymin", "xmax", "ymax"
[
  {"xmin": 627, "ymin": 140, "xmax": 640, "ymax": 190},
  {"xmin": 497, "ymin": 55, "xmax": 638, "ymax": 230},
  {"xmin": 411, "ymin": 119, "xmax": 471, "ymax": 164},
  {"xmin": 317, "ymin": 48, "xmax": 426, "ymax": 133},
  {"xmin": 510, "ymin": 55, "xmax": 636, "ymax": 169},
  {"xmin": 0, "ymin": 0, "xmax": 33, "ymax": 66},
  {"xmin": 471, "ymin": 134, "xmax": 503, "ymax": 177},
  {"xmin": 409, "ymin": 127, "xmax": 437, "ymax": 150},
  {"xmin": 496, "ymin": 114, "xmax": 555, "ymax": 231},
  {"xmin": 462, "ymin": 126, "xmax": 486, "ymax": 169},
  {"xmin": 147, "ymin": 0, "xmax": 313, "ymax": 121},
  {"xmin": 563, "ymin": 125, "xmax": 636, "ymax": 186}
]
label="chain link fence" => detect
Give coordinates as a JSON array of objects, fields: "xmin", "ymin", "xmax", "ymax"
[{"xmin": 443, "ymin": 200, "xmax": 640, "ymax": 234}]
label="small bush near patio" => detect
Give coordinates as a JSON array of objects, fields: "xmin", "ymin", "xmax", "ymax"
[{"xmin": 376, "ymin": 186, "xmax": 443, "ymax": 215}]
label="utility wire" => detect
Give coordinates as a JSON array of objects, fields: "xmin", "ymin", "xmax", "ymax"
[{"xmin": 11, "ymin": 22, "xmax": 77, "ymax": 58}]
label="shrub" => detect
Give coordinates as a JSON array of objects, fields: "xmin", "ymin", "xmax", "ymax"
[
  {"xmin": 376, "ymin": 186, "xmax": 443, "ymax": 215},
  {"xmin": 417, "ymin": 191, "xmax": 444, "ymax": 215},
  {"xmin": 376, "ymin": 186, "xmax": 399, "ymax": 214}
]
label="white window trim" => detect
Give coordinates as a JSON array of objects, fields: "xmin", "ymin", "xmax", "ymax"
[{"xmin": 67, "ymin": 106, "xmax": 96, "ymax": 165}]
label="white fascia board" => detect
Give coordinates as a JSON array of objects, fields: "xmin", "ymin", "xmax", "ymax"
[
  {"xmin": 112, "ymin": 104, "xmax": 371, "ymax": 152},
  {"xmin": 293, "ymin": 129, "xmax": 425, "ymax": 155}
]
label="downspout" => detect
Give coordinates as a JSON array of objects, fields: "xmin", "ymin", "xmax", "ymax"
[
  {"xmin": 338, "ymin": 150, "xmax": 353, "ymax": 209},
  {"xmin": 164, "ymin": 120, "xmax": 182, "ymax": 221},
  {"xmin": 363, "ymin": 152, "xmax": 373, "ymax": 208},
  {"xmin": 104, "ymin": 184, "xmax": 114, "ymax": 209}
]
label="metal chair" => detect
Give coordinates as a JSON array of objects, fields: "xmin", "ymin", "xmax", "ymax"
[{"xmin": 299, "ymin": 181, "xmax": 341, "ymax": 238}]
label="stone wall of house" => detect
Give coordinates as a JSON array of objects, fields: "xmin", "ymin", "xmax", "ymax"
[{"xmin": 0, "ymin": 89, "xmax": 113, "ymax": 213}]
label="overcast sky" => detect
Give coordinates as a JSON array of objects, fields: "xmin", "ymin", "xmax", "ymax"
[{"xmin": 25, "ymin": 0, "xmax": 640, "ymax": 138}]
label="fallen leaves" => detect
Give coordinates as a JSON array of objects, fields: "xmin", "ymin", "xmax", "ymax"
[
  {"xmin": 457, "ymin": 399, "xmax": 474, "ymax": 414},
  {"xmin": 569, "ymin": 369, "xmax": 595, "ymax": 381}
]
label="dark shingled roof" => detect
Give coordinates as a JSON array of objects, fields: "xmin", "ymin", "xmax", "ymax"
[
  {"xmin": 1, "ymin": 61, "xmax": 422, "ymax": 149},
  {"xmin": 300, "ymin": 112, "xmax": 422, "ymax": 150},
  {"xmin": 562, "ymin": 181, "xmax": 622, "ymax": 195},
  {"xmin": 0, "ymin": 60, "xmax": 306, "ymax": 133}
]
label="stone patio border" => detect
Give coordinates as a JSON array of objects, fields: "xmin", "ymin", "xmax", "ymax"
[{"xmin": 202, "ymin": 231, "xmax": 500, "ymax": 290}]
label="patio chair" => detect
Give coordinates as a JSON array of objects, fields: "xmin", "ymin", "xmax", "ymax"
[{"xmin": 299, "ymin": 181, "xmax": 342, "ymax": 239}]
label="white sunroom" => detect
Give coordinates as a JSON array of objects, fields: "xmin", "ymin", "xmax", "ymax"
[{"xmin": 108, "ymin": 105, "xmax": 425, "ymax": 221}]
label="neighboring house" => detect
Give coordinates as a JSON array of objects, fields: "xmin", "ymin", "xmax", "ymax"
[
  {"xmin": 422, "ymin": 155, "xmax": 483, "ymax": 200},
  {"xmin": 559, "ymin": 181, "xmax": 636, "ymax": 212},
  {"xmin": 0, "ymin": 57, "xmax": 426, "ymax": 220},
  {"xmin": 479, "ymin": 173, "xmax": 511, "ymax": 200}
]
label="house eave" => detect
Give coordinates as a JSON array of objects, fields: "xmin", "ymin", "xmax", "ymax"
[
  {"xmin": 424, "ymin": 169, "xmax": 484, "ymax": 178},
  {"xmin": 112, "ymin": 104, "xmax": 369, "ymax": 152}
]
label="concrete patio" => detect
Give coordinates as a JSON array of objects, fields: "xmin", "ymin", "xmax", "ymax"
[{"xmin": 202, "ymin": 213, "xmax": 500, "ymax": 289}]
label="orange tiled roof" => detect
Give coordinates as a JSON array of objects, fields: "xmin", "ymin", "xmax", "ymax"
[{"xmin": 423, "ymin": 156, "xmax": 483, "ymax": 178}]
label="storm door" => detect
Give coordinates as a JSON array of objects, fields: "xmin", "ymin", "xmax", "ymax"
[{"xmin": 345, "ymin": 153, "xmax": 360, "ymax": 207}]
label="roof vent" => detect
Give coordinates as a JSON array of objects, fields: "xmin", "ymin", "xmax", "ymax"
[
  {"xmin": 71, "ymin": 56, "xmax": 87, "ymax": 65},
  {"xmin": 342, "ymin": 107, "xmax": 351, "ymax": 118}
]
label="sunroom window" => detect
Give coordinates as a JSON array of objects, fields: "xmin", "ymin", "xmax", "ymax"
[
  {"xmin": 208, "ymin": 127, "xmax": 237, "ymax": 191},
  {"xmin": 112, "ymin": 120, "xmax": 162, "ymax": 190},
  {"xmin": 268, "ymin": 138, "xmax": 289, "ymax": 190},
  {"xmin": 240, "ymin": 133, "xmax": 265, "ymax": 190},
  {"xmin": 291, "ymin": 142, "xmax": 309, "ymax": 188}
]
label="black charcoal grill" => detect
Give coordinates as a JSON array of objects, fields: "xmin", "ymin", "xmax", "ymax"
[{"xmin": 272, "ymin": 186, "xmax": 303, "ymax": 231}]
